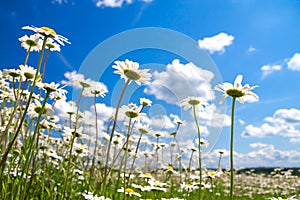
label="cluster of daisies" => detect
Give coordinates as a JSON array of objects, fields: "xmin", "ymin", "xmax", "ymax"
[{"xmin": 0, "ymin": 25, "xmax": 299, "ymax": 200}]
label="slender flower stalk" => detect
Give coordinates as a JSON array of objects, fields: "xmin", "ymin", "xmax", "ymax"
[
  {"xmin": 192, "ymin": 104, "xmax": 203, "ymax": 199},
  {"xmin": 19, "ymin": 91, "xmax": 51, "ymax": 198},
  {"xmin": 87, "ymin": 94, "xmax": 100, "ymax": 192},
  {"xmin": 217, "ymin": 150, "xmax": 224, "ymax": 171},
  {"xmin": 102, "ymin": 79, "xmax": 130, "ymax": 191},
  {"xmin": 170, "ymin": 120, "xmax": 183, "ymax": 180},
  {"xmin": 229, "ymin": 97, "xmax": 236, "ymax": 199},
  {"xmin": 123, "ymin": 117, "xmax": 132, "ymax": 199},
  {"xmin": 188, "ymin": 147, "xmax": 197, "ymax": 173},
  {"xmin": 180, "ymin": 96, "xmax": 208, "ymax": 199},
  {"xmin": 62, "ymin": 82, "xmax": 88, "ymax": 199},
  {"xmin": 24, "ymin": 46, "xmax": 32, "ymax": 66},
  {"xmin": 128, "ymin": 123, "xmax": 150, "ymax": 181},
  {"xmin": 214, "ymin": 74, "xmax": 258, "ymax": 200}
]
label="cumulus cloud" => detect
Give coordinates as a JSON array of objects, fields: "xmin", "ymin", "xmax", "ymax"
[
  {"xmin": 287, "ymin": 53, "xmax": 300, "ymax": 71},
  {"xmin": 198, "ymin": 32, "xmax": 234, "ymax": 54},
  {"xmin": 249, "ymin": 142, "xmax": 268, "ymax": 148},
  {"xmin": 241, "ymin": 108, "xmax": 300, "ymax": 142},
  {"xmin": 197, "ymin": 104, "xmax": 231, "ymax": 128},
  {"xmin": 204, "ymin": 143, "xmax": 300, "ymax": 168},
  {"xmin": 94, "ymin": 103, "xmax": 115, "ymax": 120},
  {"xmin": 144, "ymin": 59, "xmax": 215, "ymax": 105},
  {"xmin": 150, "ymin": 114, "xmax": 176, "ymax": 130},
  {"xmin": 95, "ymin": 0, "xmax": 152, "ymax": 7},
  {"xmin": 260, "ymin": 64, "xmax": 282, "ymax": 79}
]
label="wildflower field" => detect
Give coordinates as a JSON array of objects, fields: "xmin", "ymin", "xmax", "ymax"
[{"xmin": 0, "ymin": 26, "xmax": 299, "ymax": 200}]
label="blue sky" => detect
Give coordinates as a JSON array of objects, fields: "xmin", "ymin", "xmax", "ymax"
[{"xmin": 1, "ymin": 0, "xmax": 300, "ymax": 168}]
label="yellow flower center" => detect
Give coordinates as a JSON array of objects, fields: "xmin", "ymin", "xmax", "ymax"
[
  {"xmin": 138, "ymin": 128, "xmax": 148, "ymax": 134},
  {"xmin": 124, "ymin": 69, "xmax": 141, "ymax": 81},
  {"xmin": 24, "ymin": 72, "xmax": 35, "ymax": 79},
  {"xmin": 125, "ymin": 188, "xmax": 134, "ymax": 193},
  {"xmin": 188, "ymin": 99, "xmax": 201, "ymax": 105},
  {"xmin": 46, "ymin": 43, "xmax": 55, "ymax": 49},
  {"xmin": 144, "ymin": 173, "xmax": 152, "ymax": 178},
  {"xmin": 34, "ymin": 106, "xmax": 47, "ymax": 115},
  {"xmin": 41, "ymin": 26, "xmax": 57, "ymax": 36},
  {"xmin": 208, "ymin": 171, "xmax": 216, "ymax": 176},
  {"xmin": 167, "ymin": 166, "xmax": 173, "ymax": 171},
  {"xmin": 8, "ymin": 71, "xmax": 20, "ymax": 77},
  {"xmin": 125, "ymin": 110, "xmax": 139, "ymax": 118},
  {"xmin": 186, "ymin": 183, "xmax": 193, "ymax": 187},
  {"xmin": 170, "ymin": 131, "xmax": 177, "ymax": 136},
  {"xmin": 26, "ymin": 39, "xmax": 38, "ymax": 46},
  {"xmin": 226, "ymin": 88, "xmax": 245, "ymax": 98}
]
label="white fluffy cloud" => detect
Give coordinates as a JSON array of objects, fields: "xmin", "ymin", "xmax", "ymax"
[
  {"xmin": 94, "ymin": 103, "xmax": 115, "ymax": 120},
  {"xmin": 249, "ymin": 142, "xmax": 268, "ymax": 148},
  {"xmin": 198, "ymin": 32, "xmax": 234, "ymax": 54},
  {"xmin": 149, "ymin": 114, "xmax": 176, "ymax": 131},
  {"xmin": 197, "ymin": 104, "xmax": 231, "ymax": 128},
  {"xmin": 144, "ymin": 59, "xmax": 215, "ymax": 105},
  {"xmin": 95, "ymin": 0, "xmax": 152, "ymax": 7},
  {"xmin": 261, "ymin": 64, "xmax": 282, "ymax": 79},
  {"xmin": 241, "ymin": 108, "xmax": 300, "ymax": 142},
  {"xmin": 204, "ymin": 143, "xmax": 300, "ymax": 168},
  {"xmin": 287, "ymin": 53, "xmax": 300, "ymax": 71}
]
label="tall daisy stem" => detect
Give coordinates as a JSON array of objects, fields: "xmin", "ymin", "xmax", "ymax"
[
  {"xmin": 87, "ymin": 94, "xmax": 99, "ymax": 192},
  {"xmin": 62, "ymin": 86, "xmax": 85, "ymax": 199},
  {"xmin": 192, "ymin": 105, "xmax": 202, "ymax": 199},
  {"xmin": 230, "ymin": 97, "xmax": 236, "ymax": 200},
  {"xmin": 101, "ymin": 79, "xmax": 130, "ymax": 192}
]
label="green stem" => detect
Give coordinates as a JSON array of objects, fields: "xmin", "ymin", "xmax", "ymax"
[
  {"xmin": 188, "ymin": 151, "xmax": 194, "ymax": 174},
  {"xmin": 87, "ymin": 94, "xmax": 99, "ymax": 192},
  {"xmin": 217, "ymin": 154, "xmax": 223, "ymax": 171},
  {"xmin": 128, "ymin": 132, "xmax": 143, "ymax": 183},
  {"xmin": 101, "ymin": 79, "xmax": 130, "ymax": 192},
  {"xmin": 23, "ymin": 46, "xmax": 31, "ymax": 66},
  {"xmin": 230, "ymin": 97, "xmax": 236, "ymax": 200},
  {"xmin": 192, "ymin": 105, "xmax": 202, "ymax": 199},
  {"xmin": 123, "ymin": 117, "xmax": 132, "ymax": 200},
  {"xmin": 174, "ymin": 136, "xmax": 182, "ymax": 181},
  {"xmin": 19, "ymin": 91, "xmax": 51, "ymax": 199},
  {"xmin": 62, "ymin": 86, "xmax": 85, "ymax": 199}
]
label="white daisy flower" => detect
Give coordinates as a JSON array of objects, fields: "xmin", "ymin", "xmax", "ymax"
[
  {"xmin": 82, "ymin": 79, "xmax": 108, "ymax": 98},
  {"xmin": 18, "ymin": 34, "xmax": 42, "ymax": 51},
  {"xmin": 117, "ymin": 187, "xmax": 141, "ymax": 197},
  {"xmin": 28, "ymin": 100, "xmax": 53, "ymax": 118},
  {"xmin": 112, "ymin": 59, "xmax": 151, "ymax": 85},
  {"xmin": 214, "ymin": 74, "xmax": 259, "ymax": 104},
  {"xmin": 136, "ymin": 123, "xmax": 151, "ymax": 134},
  {"xmin": 195, "ymin": 138, "xmax": 209, "ymax": 147},
  {"xmin": 180, "ymin": 96, "xmax": 208, "ymax": 111},
  {"xmin": 22, "ymin": 25, "xmax": 70, "ymax": 46},
  {"xmin": 45, "ymin": 38, "xmax": 61, "ymax": 51},
  {"xmin": 119, "ymin": 104, "xmax": 140, "ymax": 119},
  {"xmin": 180, "ymin": 182, "xmax": 199, "ymax": 192},
  {"xmin": 139, "ymin": 97, "xmax": 152, "ymax": 106},
  {"xmin": 19, "ymin": 65, "xmax": 37, "ymax": 80},
  {"xmin": 5, "ymin": 68, "xmax": 21, "ymax": 78}
]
